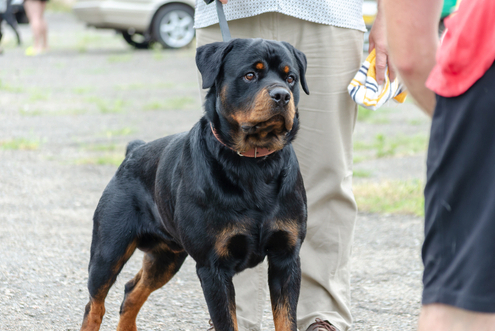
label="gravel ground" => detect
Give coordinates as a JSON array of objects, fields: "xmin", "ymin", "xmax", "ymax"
[{"xmin": 1, "ymin": 12, "xmax": 428, "ymax": 331}]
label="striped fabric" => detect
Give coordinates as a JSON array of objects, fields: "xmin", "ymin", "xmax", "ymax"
[{"xmin": 348, "ymin": 49, "xmax": 407, "ymax": 110}]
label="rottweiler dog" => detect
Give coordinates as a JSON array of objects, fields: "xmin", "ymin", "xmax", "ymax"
[{"xmin": 80, "ymin": 38, "xmax": 309, "ymax": 331}]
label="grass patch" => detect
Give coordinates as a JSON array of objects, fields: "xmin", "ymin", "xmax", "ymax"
[
  {"xmin": 29, "ymin": 90, "xmax": 51, "ymax": 102},
  {"xmin": 105, "ymin": 127, "xmax": 135, "ymax": 137},
  {"xmin": 87, "ymin": 97, "xmax": 126, "ymax": 114},
  {"xmin": 144, "ymin": 101, "xmax": 166, "ymax": 111},
  {"xmin": 408, "ymin": 119, "xmax": 425, "ymax": 126},
  {"xmin": 357, "ymin": 106, "xmax": 390, "ymax": 124},
  {"xmin": 107, "ymin": 54, "xmax": 133, "ymax": 63},
  {"xmin": 75, "ymin": 155, "xmax": 124, "ymax": 166},
  {"xmin": 354, "ymin": 133, "xmax": 428, "ymax": 159},
  {"xmin": 73, "ymin": 87, "xmax": 93, "ymax": 94},
  {"xmin": 353, "ymin": 169, "xmax": 373, "ymax": 178},
  {"xmin": 20, "ymin": 108, "xmax": 87, "ymax": 116},
  {"xmin": 357, "ymin": 106, "xmax": 374, "ymax": 122},
  {"xmin": 46, "ymin": 0, "xmax": 72, "ymax": 12},
  {"xmin": 0, "ymin": 137, "xmax": 41, "ymax": 150},
  {"xmin": 354, "ymin": 179, "xmax": 424, "ymax": 216},
  {"xmin": 144, "ymin": 96, "xmax": 197, "ymax": 111},
  {"xmin": 83, "ymin": 143, "xmax": 119, "ymax": 152},
  {"xmin": 353, "ymin": 155, "xmax": 367, "ymax": 164},
  {"xmin": 114, "ymin": 83, "xmax": 147, "ymax": 91},
  {"xmin": 0, "ymin": 80, "xmax": 23, "ymax": 93}
]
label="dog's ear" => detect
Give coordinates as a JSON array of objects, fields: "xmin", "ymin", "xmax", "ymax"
[
  {"xmin": 282, "ymin": 42, "xmax": 310, "ymax": 95},
  {"xmin": 196, "ymin": 41, "xmax": 234, "ymax": 89}
]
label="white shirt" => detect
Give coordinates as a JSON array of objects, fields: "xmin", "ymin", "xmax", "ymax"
[{"xmin": 194, "ymin": 0, "xmax": 366, "ymax": 32}]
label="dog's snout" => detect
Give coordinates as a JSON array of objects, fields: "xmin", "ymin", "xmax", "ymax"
[{"xmin": 269, "ymin": 87, "xmax": 291, "ymax": 106}]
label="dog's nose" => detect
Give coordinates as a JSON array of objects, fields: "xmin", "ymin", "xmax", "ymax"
[{"xmin": 269, "ymin": 87, "xmax": 291, "ymax": 106}]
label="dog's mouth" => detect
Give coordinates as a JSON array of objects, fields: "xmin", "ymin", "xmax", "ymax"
[
  {"xmin": 232, "ymin": 113, "xmax": 293, "ymax": 153},
  {"xmin": 240, "ymin": 113, "xmax": 291, "ymax": 135}
]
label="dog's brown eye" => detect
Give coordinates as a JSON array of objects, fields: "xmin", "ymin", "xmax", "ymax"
[
  {"xmin": 286, "ymin": 75, "xmax": 295, "ymax": 84},
  {"xmin": 245, "ymin": 73, "xmax": 255, "ymax": 81}
]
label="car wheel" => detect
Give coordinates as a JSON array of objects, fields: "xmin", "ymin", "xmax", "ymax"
[
  {"xmin": 122, "ymin": 30, "xmax": 152, "ymax": 49},
  {"xmin": 152, "ymin": 4, "xmax": 195, "ymax": 49}
]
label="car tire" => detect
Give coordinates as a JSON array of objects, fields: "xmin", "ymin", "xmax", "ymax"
[
  {"xmin": 122, "ymin": 30, "xmax": 152, "ymax": 49},
  {"xmin": 152, "ymin": 3, "xmax": 195, "ymax": 49}
]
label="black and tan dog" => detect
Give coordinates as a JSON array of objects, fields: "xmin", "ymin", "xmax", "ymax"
[{"xmin": 80, "ymin": 38, "xmax": 309, "ymax": 331}]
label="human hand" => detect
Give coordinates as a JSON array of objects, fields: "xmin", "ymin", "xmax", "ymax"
[
  {"xmin": 219, "ymin": 0, "xmax": 228, "ymax": 3},
  {"xmin": 369, "ymin": 2, "xmax": 396, "ymax": 85}
]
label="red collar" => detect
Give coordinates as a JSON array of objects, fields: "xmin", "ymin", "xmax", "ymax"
[{"xmin": 210, "ymin": 123, "xmax": 276, "ymax": 158}]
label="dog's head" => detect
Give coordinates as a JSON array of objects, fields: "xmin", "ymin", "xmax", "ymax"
[{"xmin": 196, "ymin": 38, "xmax": 309, "ymax": 154}]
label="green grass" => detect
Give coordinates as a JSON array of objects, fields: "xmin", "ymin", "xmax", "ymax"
[
  {"xmin": 0, "ymin": 80, "xmax": 23, "ymax": 93},
  {"xmin": 46, "ymin": 0, "xmax": 72, "ymax": 12},
  {"xmin": 354, "ymin": 179, "xmax": 424, "ymax": 216},
  {"xmin": 357, "ymin": 106, "xmax": 374, "ymax": 122},
  {"xmin": 76, "ymin": 143, "xmax": 125, "ymax": 166},
  {"xmin": 29, "ymin": 90, "xmax": 51, "ymax": 102},
  {"xmin": 408, "ymin": 119, "xmax": 425, "ymax": 126},
  {"xmin": 0, "ymin": 137, "xmax": 41, "ymax": 150},
  {"xmin": 83, "ymin": 143, "xmax": 119, "ymax": 152},
  {"xmin": 114, "ymin": 83, "xmax": 147, "ymax": 91},
  {"xmin": 357, "ymin": 106, "xmax": 391, "ymax": 124},
  {"xmin": 144, "ymin": 96, "xmax": 197, "ymax": 111},
  {"xmin": 354, "ymin": 133, "xmax": 428, "ymax": 159},
  {"xmin": 73, "ymin": 87, "xmax": 93, "ymax": 94},
  {"xmin": 104, "ymin": 127, "xmax": 135, "ymax": 137},
  {"xmin": 19, "ymin": 108, "xmax": 87, "ymax": 116},
  {"xmin": 75, "ymin": 155, "xmax": 124, "ymax": 166},
  {"xmin": 87, "ymin": 97, "xmax": 126, "ymax": 114},
  {"xmin": 353, "ymin": 169, "xmax": 373, "ymax": 178},
  {"xmin": 107, "ymin": 54, "xmax": 133, "ymax": 63}
]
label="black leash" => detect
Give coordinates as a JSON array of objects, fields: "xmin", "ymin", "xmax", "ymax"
[{"xmin": 204, "ymin": 0, "xmax": 232, "ymax": 42}]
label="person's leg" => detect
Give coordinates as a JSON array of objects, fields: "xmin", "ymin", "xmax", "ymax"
[
  {"xmin": 418, "ymin": 304, "xmax": 495, "ymax": 331},
  {"xmin": 421, "ymin": 63, "xmax": 495, "ymax": 331},
  {"xmin": 39, "ymin": 1, "xmax": 47, "ymax": 50},
  {"xmin": 23, "ymin": 0, "xmax": 47, "ymax": 53},
  {"xmin": 273, "ymin": 17, "xmax": 362, "ymax": 331}
]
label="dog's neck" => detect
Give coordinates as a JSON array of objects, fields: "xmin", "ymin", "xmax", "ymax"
[{"xmin": 210, "ymin": 123, "xmax": 276, "ymax": 158}]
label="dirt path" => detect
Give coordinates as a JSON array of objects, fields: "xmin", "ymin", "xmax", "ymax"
[{"xmin": 0, "ymin": 12, "xmax": 428, "ymax": 330}]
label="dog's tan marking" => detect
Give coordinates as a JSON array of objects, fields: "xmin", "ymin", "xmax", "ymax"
[
  {"xmin": 229, "ymin": 88, "xmax": 296, "ymax": 153},
  {"xmin": 118, "ymin": 251, "xmax": 181, "ymax": 331},
  {"xmin": 80, "ymin": 299, "xmax": 106, "ymax": 331},
  {"xmin": 214, "ymin": 224, "xmax": 248, "ymax": 258},
  {"xmin": 256, "ymin": 62, "xmax": 265, "ymax": 70},
  {"xmin": 272, "ymin": 219, "xmax": 299, "ymax": 248},
  {"xmin": 283, "ymin": 66, "xmax": 290, "ymax": 74},
  {"xmin": 114, "ymin": 241, "xmax": 137, "ymax": 274},
  {"xmin": 230, "ymin": 300, "xmax": 239, "ymax": 331},
  {"xmin": 272, "ymin": 301, "xmax": 292, "ymax": 331},
  {"xmin": 81, "ymin": 241, "xmax": 138, "ymax": 331},
  {"xmin": 220, "ymin": 84, "xmax": 228, "ymax": 104}
]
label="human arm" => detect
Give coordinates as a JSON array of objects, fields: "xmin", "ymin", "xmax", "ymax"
[
  {"xmin": 369, "ymin": 0, "xmax": 396, "ymax": 85},
  {"xmin": 383, "ymin": 0, "xmax": 443, "ymax": 116}
]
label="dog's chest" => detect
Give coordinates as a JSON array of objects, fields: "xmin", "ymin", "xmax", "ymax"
[{"xmin": 213, "ymin": 216, "xmax": 301, "ymax": 271}]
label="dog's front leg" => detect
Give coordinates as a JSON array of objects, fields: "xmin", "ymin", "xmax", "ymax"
[
  {"xmin": 267, "ymin": 254, "xmax": 301, "ymax": 331},
  {"xmin": 196, "ymin": 265, "xmax": 238, "ymax": 331}
]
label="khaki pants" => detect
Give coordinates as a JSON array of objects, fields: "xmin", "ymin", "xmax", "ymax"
[{"xmin": 196, "ymin": 13, "xmax": 363, "ymax": 331}]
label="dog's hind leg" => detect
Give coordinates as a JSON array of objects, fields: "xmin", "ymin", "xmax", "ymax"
[
  {"xmin": 117, "ymin": 244, "xmax": 188, "ymax": 331},
  {"xmin": 196, "ymin": 265, "xmax": 238, "ymax": 331},
  {"xmin": 80, "ymin": 228, "xmax": 138, "ymax": 331}
]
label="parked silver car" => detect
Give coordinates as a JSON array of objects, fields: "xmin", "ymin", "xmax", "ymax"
[{"xmin": 73, "ymin": 0, "xmax": 195, "ymax": 49}]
